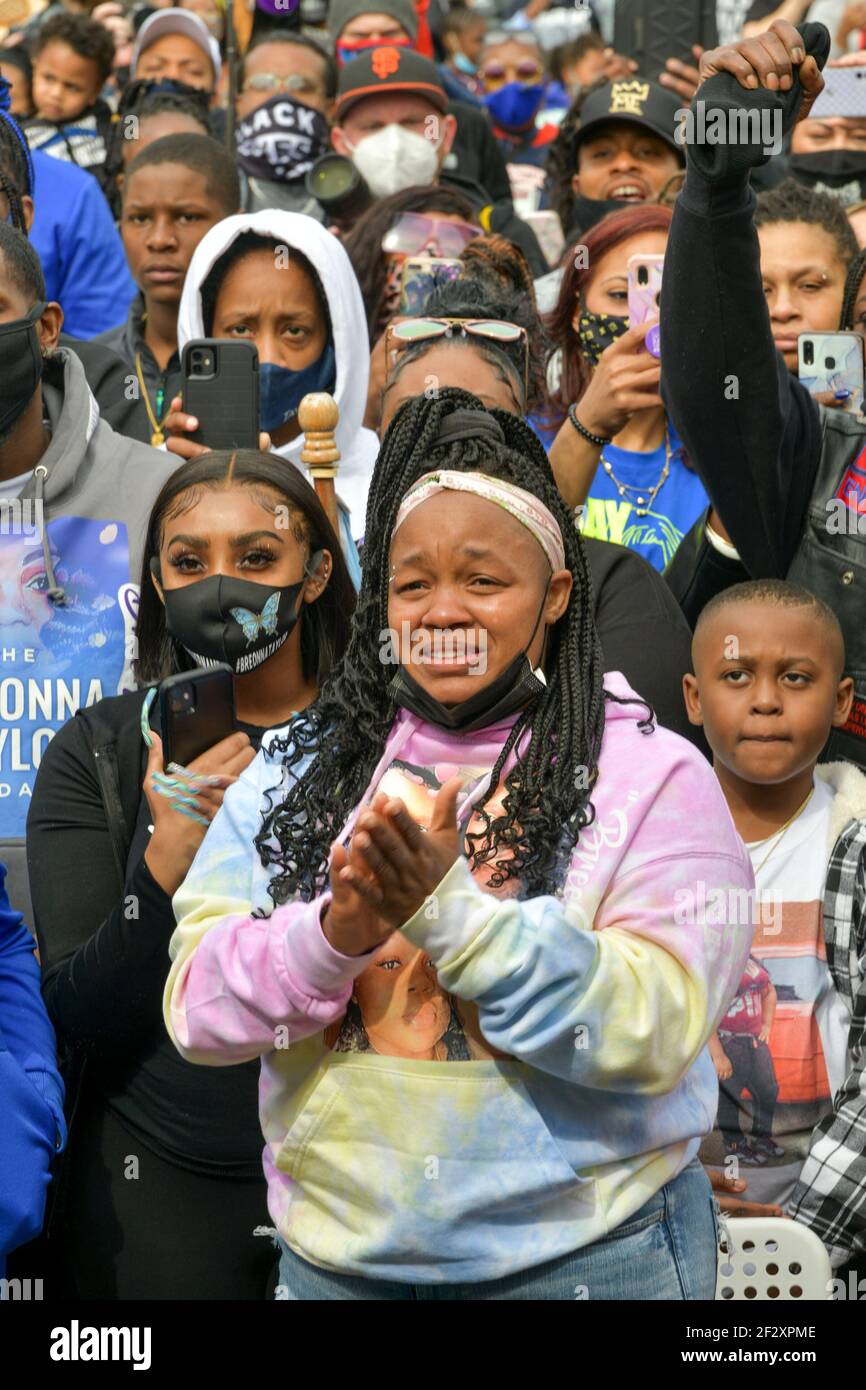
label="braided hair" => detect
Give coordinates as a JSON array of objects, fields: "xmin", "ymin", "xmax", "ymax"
[
  {"xmin": 458, "ymin": 233, "xmax": 537, "ymax": 308},
  {"xmin": 0, "ymin": 75, "xmax": 34, "ymax": 233},
  {"xmin": 254, "ymin": 388, "xmax": 608, "ymax": 908},
  {"xmin": 840, "ymin": 246, "xmax": 866, "ymax": 331}
]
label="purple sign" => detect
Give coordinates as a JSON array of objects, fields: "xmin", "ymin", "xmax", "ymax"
[{"xmin": 254, "ymin": 0, "xmax": 299, "ymax": 14}]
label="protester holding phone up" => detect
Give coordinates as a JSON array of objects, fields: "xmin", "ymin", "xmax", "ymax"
[
  {"xmin": 161, "ymin": 209, "xmax": 379, "ymax": 560},
  {"xmin": 546, "ymin": 203, "xmax": 709, "ymax": 572},
  {"xmin": 25, "ymin": 451, "xmax": 354, "ymax": 1300}
]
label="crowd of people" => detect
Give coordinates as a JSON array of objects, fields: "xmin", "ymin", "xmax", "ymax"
[{"xmin": 2, "ymin": 0, "xmax": 866, "ymax": 1304}]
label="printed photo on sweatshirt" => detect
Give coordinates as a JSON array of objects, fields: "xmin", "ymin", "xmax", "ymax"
[
  {"xmin": 0, "ymin": 516, "xmax": 137, "ymax": 835},
  {"xmin": 323, "ymin": 757, "xmax": 514, "ymax": 1062},
  {"xmin": 700, "ymin": 778, "xmax": 853, "ymax": 1207}
]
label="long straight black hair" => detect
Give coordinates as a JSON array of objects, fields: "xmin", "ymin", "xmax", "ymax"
[{"xmin": 134, "ymin": 450, "xmax": 355, "ymax": 685}]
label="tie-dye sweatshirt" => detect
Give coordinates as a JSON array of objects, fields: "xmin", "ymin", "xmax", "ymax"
[{"xmin": 164, "ymin": 671, "xmax": 753, "ymax": 1283}]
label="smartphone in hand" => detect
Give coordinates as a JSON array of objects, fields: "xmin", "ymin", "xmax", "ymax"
[
  {"xmin": 159, "ymin": 665, "xmax": 235, "ymax": 768},
  {"xmin": 181, "ymin": 339, "xmax": 260, "ymax": 450},
  {"xmin": 798, "ymin": 332, "xmax": 865, "ymax": 415},
  {"xmin": 627, "ymin": 253, "xmax": 664, "ymax": 359},
  {"xmin": 398, "ymin": 257, "xmax": 463, "ymax": 315}
]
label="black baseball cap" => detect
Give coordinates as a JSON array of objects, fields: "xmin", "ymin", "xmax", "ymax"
[
  {"xmin": 575, "ymin": 80, "xmax": 683, "ymax": 159},
  {"xmin": 335, "ymin": 47, "xmax": 449, "ymax": 121}
]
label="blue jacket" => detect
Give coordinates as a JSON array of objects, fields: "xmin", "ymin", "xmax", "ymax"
[
  {"xmin": 30, "ymin": 151, "xmax": 136, "ymax": 340},
  {"xmin": 0, "ymin": 866, "xmax": 65, "ymax": 1277}
]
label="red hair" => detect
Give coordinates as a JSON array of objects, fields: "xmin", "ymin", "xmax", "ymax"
[{"xmin": 547, "ymin": 203, "xmax": 673, "ymax": 421}]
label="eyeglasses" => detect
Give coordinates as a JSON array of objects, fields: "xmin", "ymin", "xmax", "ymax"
[
  {"xmin": 381, "ymin": 213, "xmax": 481, "ymax": 259},
  {"xmin": 243, "ymin": 72, "xmax": 324, "ymax": 97},
  {"xmin": 387, "ymin": 317, "xmax": 529, "ymax": 403},
  {"xmin": 479, "ymin": 59, "xmax": 545, "ymax": 90}
]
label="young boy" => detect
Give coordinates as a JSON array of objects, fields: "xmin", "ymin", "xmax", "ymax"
[
  {"xmin": 25, "ymin": 12, "xmax": 115, "ymax": 190},
  {"xmin": 684, "ymin": 578, "xmax": 866, "ymax": 1278},
  {"xmin": 95, "ymin": 131, "xmax": 240, "ymax": 446}
]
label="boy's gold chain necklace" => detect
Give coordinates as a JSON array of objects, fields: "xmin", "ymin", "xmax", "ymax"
[{"xmin": 751, "ymin": 788, "xmax": 815, "ymax": 878}]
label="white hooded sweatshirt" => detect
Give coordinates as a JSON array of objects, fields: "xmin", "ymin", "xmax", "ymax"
[{"xmin": 176, "ymin": 211, "xmax": 378, "ymax": 534}]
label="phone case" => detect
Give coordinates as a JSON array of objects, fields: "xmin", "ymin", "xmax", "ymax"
[
  {"xmin": 181, "ymin": 340, "xmax": 260, "ymax": 451},
  {"xmin": 809, "ymin": 66, "xmax": 866, "ymax": 121},
  {"xmin": 613, "ymin": 0, "xmax": 718, "ymax": 80},
  {"xmin": 627, "ymin": 253, "xmax": 664, "ymax": 358},
  {"xmin": 159, "ymin": 666, "xmax": 236, "ymax": 768},
  {"xmin": 398, "ymin": 257, "xmax": 463, "ymax": 316},
  {"xmin": 798, "ymin": 333, "xmax": 865, "ymax": 416}
]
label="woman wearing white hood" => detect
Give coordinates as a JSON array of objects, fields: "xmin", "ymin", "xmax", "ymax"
[{"xmin": 166, "ymin": 210, "xmax": 376, "ymax": 570}]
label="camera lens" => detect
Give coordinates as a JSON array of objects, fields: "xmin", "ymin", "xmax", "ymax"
[
  {"xmin": 169, "ymin": 685, "xmax": 194, "ymax": 713},
  {"xmin": 803, "ymin": 340, "xmax": 814, "ymax": 365},
  {"xmin": 637, "ymin": 265, "xmax": 648, "ymax": 286},
  {"xmin": 826, "ymin": 356, "xmax": 836, "ymax": 370}
]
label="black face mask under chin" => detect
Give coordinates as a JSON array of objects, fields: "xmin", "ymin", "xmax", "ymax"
[
  {"xmin": 568, "ymin": 193, "xmax": 636, "ymax": 238},
  {"xmin": 388, "ymin": 586, "xmax": 551, "ymax": 735},
  {"xmin": 789, "ymin": 149, "xmax": 866, "ymax": 199}
]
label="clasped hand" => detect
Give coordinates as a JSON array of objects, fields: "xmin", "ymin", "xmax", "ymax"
[{"xmin": 322, "ymin": 777, "xmax": 463, "ymax": 957}]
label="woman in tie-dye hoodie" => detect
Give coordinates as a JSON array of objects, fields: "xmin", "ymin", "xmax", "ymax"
[{"xmin": 164, "ymin": 390, "xmax": 753, "ymax": 1300}]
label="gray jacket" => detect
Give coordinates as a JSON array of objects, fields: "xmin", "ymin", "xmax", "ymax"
[{"xmin": 0, "ymin": 347, "xmax": 179, "ymax": 911}]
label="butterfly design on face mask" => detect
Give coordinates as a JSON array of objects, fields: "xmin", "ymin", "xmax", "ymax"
[{"xmin": 229, "ymin": 592, "xmax": 281, "ymax": 645}]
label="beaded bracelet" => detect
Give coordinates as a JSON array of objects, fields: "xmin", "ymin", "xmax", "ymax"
[{"xmin": 568, "ymin": 404, "xmax": 611, "ymax": 447}]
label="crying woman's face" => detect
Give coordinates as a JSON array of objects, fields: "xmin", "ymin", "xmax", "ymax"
[{"xmin": 211, "ymin": 246, "xmax": 328, "ymax": 376}]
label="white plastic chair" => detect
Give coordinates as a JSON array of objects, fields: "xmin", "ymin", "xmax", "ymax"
[{"xmin": 716, "ymin": 1217, "xmax": 833, "ymax": 1300}]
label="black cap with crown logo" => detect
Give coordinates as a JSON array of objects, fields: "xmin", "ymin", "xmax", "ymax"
[{"xmin": 575, "ymin": 79, "xmax": 684, "ymax": 160}]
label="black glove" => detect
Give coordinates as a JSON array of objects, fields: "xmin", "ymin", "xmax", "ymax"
[{"xmin": 685, "ymin": 21, "xmax": 831, "ymax": 179}]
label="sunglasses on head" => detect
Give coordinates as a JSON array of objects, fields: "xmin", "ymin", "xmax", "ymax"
[
  {"xmin": 387, "ymin": 318, "xmax": 529, "ymax": 403},
  {"xmin": 381, "ymin": 213, "xmax": 481, "ymax": 259}
]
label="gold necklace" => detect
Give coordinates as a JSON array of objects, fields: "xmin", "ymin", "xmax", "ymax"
[
  {"xmin": 751, "ymin": 787, "xmax": 815, "ymax": 878},
  {"xmin": 600, "ymin": 424, "xmax": 671, "ymax": 517},
  {"xmin": 135, "ymin": 351, "xmax": 167, "ymax": 446}
]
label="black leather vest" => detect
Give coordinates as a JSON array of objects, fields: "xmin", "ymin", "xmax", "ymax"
[{"xmin": 787, "ymin": 407, "xmax": 866, "ymax": 766}]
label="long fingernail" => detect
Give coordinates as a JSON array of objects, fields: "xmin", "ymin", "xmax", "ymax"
[
  {"xmin": 140, "ymin": 687, "xmax": 156, "ymax": 748},
  {"xmin": 167, "ymin": 762, "xmax": 223, "ymax": 785}
]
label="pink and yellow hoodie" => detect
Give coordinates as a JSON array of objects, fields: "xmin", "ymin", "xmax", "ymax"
[{"xmin": 164, "ymin": 671, "xmax": 753, "ymax": 1283}]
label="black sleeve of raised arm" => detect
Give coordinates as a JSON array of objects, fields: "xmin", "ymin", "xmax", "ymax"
[
  {"xmin": 659, "ymin": 165, "xmax": 823, "ymax": 578},
  {"xmin": 27, "ymin": 715, "xmax": 176, "ymax": 1045}
]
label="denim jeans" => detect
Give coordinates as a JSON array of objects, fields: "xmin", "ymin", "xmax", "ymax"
[{"xmin": 275, "ymin": 1159, "xmax": 720, "ymax": 1300}]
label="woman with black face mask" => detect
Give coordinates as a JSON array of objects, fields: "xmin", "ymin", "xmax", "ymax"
[
  {"xmin": 546, "ymin": 203, "xmax": 709, "ymax": 572},
  {"xmin": 163, "ymin": 388, "xmax": 754, "ymax": 1301},
  {"xmin": 26, "ymin": 450, "xmax": 354, "ymax": 1300},
  {"xmin": 788, "ymin": 69, "xmax": 866, "ymax": 204}
]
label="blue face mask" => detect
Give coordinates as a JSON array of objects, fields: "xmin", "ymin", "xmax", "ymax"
[
  {"xmin": 483, "ymin": 81, "xmax": 546, "ymax": 132},
  {"xmin": 454, "ymin": 52, "xmax": 476, "ymax": 76},
  {"xmin": 259, "ymin": 342, "xmax": 336, "ymax": 433}
]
